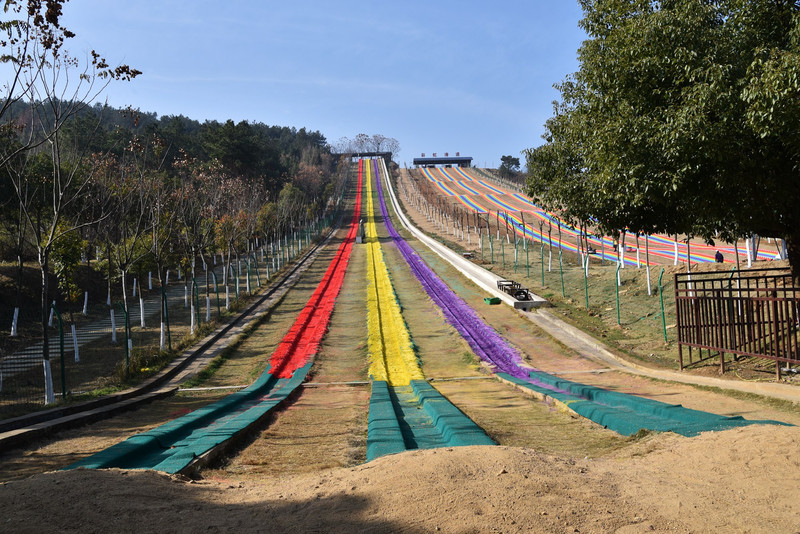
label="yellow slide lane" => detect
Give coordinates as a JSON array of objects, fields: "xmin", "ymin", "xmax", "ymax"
[{"xmin": 364, "ymin": 160, "xmax": 423, "ymax": 386}]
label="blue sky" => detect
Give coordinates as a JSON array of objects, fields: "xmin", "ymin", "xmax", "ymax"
[{"xmin": 55, "ymin": 1, "xmax": 586, "ymax": 168}]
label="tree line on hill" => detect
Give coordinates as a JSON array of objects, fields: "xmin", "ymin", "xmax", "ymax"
[
  {"xmin": 0, "ymin": 1, "xmax": 345, "ymax": 389},
  {"xmin": 526, "ymin": 0, "xmax": 798, "ymax": 275},
  {"xmin": 333, "ymin": 134, "xmax": 400, "ymax": 156}
]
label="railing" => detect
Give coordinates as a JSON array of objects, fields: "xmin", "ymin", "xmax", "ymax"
[
  {"xmin": 675, "ymin": 268, "xmax": 800, "ymax": 378},
  {"xmin": 0, "ymin": 219, "xmax": 334, "ymax": 418}
]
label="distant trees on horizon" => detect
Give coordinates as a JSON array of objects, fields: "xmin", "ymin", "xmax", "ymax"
[{"xmin": 334, "ymin": 134, "xmax": 400, "ymax": 157}]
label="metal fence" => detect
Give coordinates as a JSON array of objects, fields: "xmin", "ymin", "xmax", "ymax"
[
  {"xmin": 675, "ymin": 267, "xmax": 800, "ymax": 378},
  {"xmin": 0, "ymin": 219, "xmax": 335, "ymax": 418}
]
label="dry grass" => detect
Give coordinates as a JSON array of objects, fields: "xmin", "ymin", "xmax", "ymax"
[{"xmin": 208, "ymin": 199, "xmax": 371, "ymax": 479}]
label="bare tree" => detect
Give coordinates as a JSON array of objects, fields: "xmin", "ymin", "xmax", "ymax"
[
  {"xmin": 333, "ymin": 136, "xmax": 353, "ymax": 154},
  {"xmin": 214, "ymin": 175, "xmax": 252, "ymax": 307},
  {"xmin": 382, "ymin": 136, "xmax": 400, "ymax": 158},
  {"xmin": 353, "ymin": 133, "xmax": 371, "ymax": 152},
  {"xmin": 4, "ymin": 1, "xmax": 140, "ymax": 402},
  {"xmin": 335, "ymin": 133, "xmax": 399, "ymax": 158},
  {"xmin": 100, "ymin": 135, "xmax": 166, "ymax": 355},
  {"xmin": 371, "ymin": 134, "xmax": 387, "ymax": 152},
  {"xmin": 148, "ymin": 167, "xmax": 178, "ymax": 350},
  {"xmin": 0, "ymin": 0, "xmax": 74, "ymax": 168},
  {"xmin": 175, "ymin": 157, "xmax": 224, "ymax": 320}
]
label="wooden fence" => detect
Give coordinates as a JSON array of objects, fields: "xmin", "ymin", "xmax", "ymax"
[{"xmin": 675, "ymin": 268, "xmax": 800, "ymax": 378}]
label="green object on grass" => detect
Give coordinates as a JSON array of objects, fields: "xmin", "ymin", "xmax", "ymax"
[{"xmin": 484, "ymin": 297, "xmax": 501, "ymax": 305}]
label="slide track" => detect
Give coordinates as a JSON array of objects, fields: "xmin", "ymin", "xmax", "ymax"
[
  {"xmin": 363, "ymin": 159, "xmax": 494, "ymax": 461},
  {"xmin": 382, "ymin": 160, "xmax": 787, "ymax": 436},
  {"xmin": 65, "ymin": 169, "xmax": 363, "ymax": 474},
  {"xmin": 0, "ymin": 216, "xmax": 342, "ymax": 451}
]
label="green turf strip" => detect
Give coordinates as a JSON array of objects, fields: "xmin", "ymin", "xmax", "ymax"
[
  {"xmin": 499, "ymin": 371, "xmax": 790, "ymax": 437},
  {"xmin": 366, "ymin": 380, "xmax": 494, "ymax": 461},
  {"xmin": 366, "ymin": 381, "xmax": 407, "ymax": 461},
  {"xmin": 65, "ymin": 362, "xmax": 313, "ymax": 473},
  {"xmin": 410, "ymin": 380, "xmax": 496, "ymax": 447}
]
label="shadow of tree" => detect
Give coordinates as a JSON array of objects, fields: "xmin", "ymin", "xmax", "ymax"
[{"xmin": 0, "ymin": 468, "xmax": 423, "ymax": 533}]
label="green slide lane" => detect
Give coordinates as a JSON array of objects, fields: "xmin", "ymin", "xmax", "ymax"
[
  {"xmin": 67, "ymin": 363, "xmax": 313, "ymax": 473},
  {"xmin": 500, "ymin": 370, "xmax": 789, "ymax": 437}
]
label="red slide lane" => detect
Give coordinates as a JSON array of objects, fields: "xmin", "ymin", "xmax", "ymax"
[{"xmin": 268, "ymin": 160, "xmax": 363, "ymax": 378}]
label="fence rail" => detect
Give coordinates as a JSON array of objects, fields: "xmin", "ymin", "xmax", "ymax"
[
  {"xmin": 0, "ymin": 217, "xmax": 338, "ymax": 418},
  {"xmin": 675, "ymin": 268, "xmax": 800, "ymax": 378}
]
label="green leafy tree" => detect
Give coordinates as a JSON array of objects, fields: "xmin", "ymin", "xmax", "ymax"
[
  {"xmin": 526, "ymin": 0, "xmax": 800, "ymax": 273},
  {"xmin": 498, "ymin": 155, "xmax": 520, "ymax": 179},
  {"xmin": 51, "ymin": 221, "xmax": 86, "ymax": 321}
]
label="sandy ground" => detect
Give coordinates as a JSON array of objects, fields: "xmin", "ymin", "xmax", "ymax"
[{"xmin": 1, "ymin": 425, "xmax": 798, "ymax": 533}]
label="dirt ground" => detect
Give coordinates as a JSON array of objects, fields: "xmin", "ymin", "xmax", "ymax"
[
  {"xmin": 1, "ymin": 425, "xmax": 799, "ymax": 533},
  {"xmin": 2, "ymin": 170, "xmax": 800, "ymax": 532}
]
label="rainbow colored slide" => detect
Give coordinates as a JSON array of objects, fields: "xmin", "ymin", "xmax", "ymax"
[
  {"xmin": 382, "ymin": 160, "xmax": 786, "ymax": 436},
  {"xmin": 363, "ymin": 159, "xmax": 495, "ymax": 460}
]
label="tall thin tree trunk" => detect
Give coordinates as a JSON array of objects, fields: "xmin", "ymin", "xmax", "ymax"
[
  {"xmin": 39, "ymin": 249, "xmax": 54, "ymax": 404},
  {"xmin": 121, "ymin": 268, "xmax": 130, "ymax": 345},
  {"xmin": 106, "ymin": 243, "xmax": 113, "ymax": 305},
  {"xmin": 202, "ymin": 253, "xmax": 210, "ymax": 299},
  {"xmin": 14, "ymin": 204, "xmax": 24, "ymax": 309},
  {"xmin": 158, "ymin": 264, "xmax": 166, "ymax": 351},
  {"xmin": 645, "ymin": 234, "xmax": 652, "ymax": 296},
  {"xmin": 686, "ymin": 238, "xmax": 692, "ymax": 273},
  {"xmin": 39, "ymin": 251, "xmax": 50, "ymax": 362}
]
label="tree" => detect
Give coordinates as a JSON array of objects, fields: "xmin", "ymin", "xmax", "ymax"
[
  {"xmin": 174, "ymin": 156, "xmax": 225, "ymax": 320},
  {"xmin": 525, "ymin": 0, "xmax": 800, "ymax": 273},
  {"xmin": 101, "ymin": 135, "xmax": 163, "ymax": 340},
  {"xmin": 212, "ymin": 173, "xmax": 251, "ymax": 308},
  {"xmin": 498, "ymin": 155, "xmax": 520, "ymax": 178},
  {"xmin": 353, "ymin": 133, "xmax": 371, "ymax": 152},
  {"xmin": 334, "ymin": 134, "xmax": 400, "ymax": 159},
  {"xmin": 333, "ymin": 136, "xmax": 354, "ymax": 154},
  {"xmin": 201, "ymin": 120, "xmax": 258, "ymax": 176},
  {"xmin": 382, "ymin": 136, "xmax": 400, "ymax": 158},
  {"xmin": 51, "ymin": 219, "xmax": 85, "ymax": 322},
  {"xmin": 146, "ymin": 166, "xmax": 178, "ymax": 351},
  {"xmin": 0, "ymin": 0, "xmax": 73, "ymax": 168},
  {"xmin": 3, "ymin": 0, "xmax": 140, "ymax": 402}
]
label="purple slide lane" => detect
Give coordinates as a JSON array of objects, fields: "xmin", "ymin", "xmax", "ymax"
[{"xmin": 373, "ymin": 160, "xmax": 569, "ymax": 393}]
